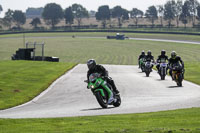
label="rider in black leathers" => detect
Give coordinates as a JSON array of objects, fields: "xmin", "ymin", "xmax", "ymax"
[
  {"xmin": 145, "ymin": 50, "xmax": 155, "ymax": 69},
  {"xmin": 87, "ymin": 59, "xmax": 119, "ymax": 94},
  {"xmin": 138, "ymin": 50, "xmax": 146, "ymax": 68},
  {"xmin": 168, "ymin": 51, "xmax": 184, "ymax": 80},
  {"xmin": 156, "ymin": 50, "xmax": 168, "ymax": 72}
]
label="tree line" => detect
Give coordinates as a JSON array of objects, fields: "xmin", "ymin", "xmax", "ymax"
[{"xmin": 1, "ymin": 0, "xmax": 200, "ymax": 30}]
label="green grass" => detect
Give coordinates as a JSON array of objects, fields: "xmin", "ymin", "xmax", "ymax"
[
  {"xmin": 0, "ymin": 33, "xmax": 200, "ymax": 63},
  {"xmin": 184, "ymin": 62, "xmax": 200, "ymax": 85},
  {"xmin": 1, "ymin": 108, "xmax": 200, "ymax": 133},
  {"xmin": 0, "ymin": 61, "xmax": 75, "ymax": 109}
]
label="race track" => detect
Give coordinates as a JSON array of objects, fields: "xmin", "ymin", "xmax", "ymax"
[{"xmin": 0, "ymin": 64, "xmax": 200, "ymax": 118}]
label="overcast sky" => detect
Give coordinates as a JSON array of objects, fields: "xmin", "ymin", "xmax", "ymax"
[{"xmin": 0, "ymin": 0, "xmax": 168, "ymax": 17}]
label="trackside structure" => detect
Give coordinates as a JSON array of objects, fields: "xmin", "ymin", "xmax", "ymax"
[{"xmin": 11, "ymin": 42, "xmax": 59, "ymax": 62}]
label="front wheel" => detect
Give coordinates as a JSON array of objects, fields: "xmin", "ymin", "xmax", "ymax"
[
  {"xmin": 145, "ymin": 71, "xmax": 150, "ymax": 77},
  {"xmin": 113, "ymin": 94, "xmax": 121, "ymax": 107},
  {"xmin": 141, "ymin": 65, "xmax": 145, "ymax": 72},
  {"xmin": 161, "ymin": 75, "xmax": 165, "ymax": 80},
  {"xmin": 177, "ymin": 74, "xmax": 183, "ymax": 87},
  {"xmin": 160, "ymin": 68, "xmax": 166, "ymax": 80},
  {"xmin": 95, "ymin": 91, "xmax": 108, "ymax": 108}
]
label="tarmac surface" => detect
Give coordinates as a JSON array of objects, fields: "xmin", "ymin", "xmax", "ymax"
[{"xmin": 0, "ymin": 64, "xmax": 200, "ymax": 118}]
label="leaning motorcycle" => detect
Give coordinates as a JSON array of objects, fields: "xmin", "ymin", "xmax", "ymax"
[
  {"xmin": 159, "ymin": 62, "xmax": 168, "ymax": 80},
  {"xmin": 139, "ymin": 58, "xmax": 146, "ymax": 72},
  {"xmin": 171, "ymin": 63, "xmax": 183, "ymax": 87},
  {"xmin": 144, "ymin": 61, "xmax": 153, "ymax": 77},
  {"xmin": 85, "ymin": 73, "xmax": 121, "ymax": 108}
]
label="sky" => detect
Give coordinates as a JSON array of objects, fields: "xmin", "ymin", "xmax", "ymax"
[{"xmin": 0, "ymin": 0, "xmax": 168, "ymax": 17}]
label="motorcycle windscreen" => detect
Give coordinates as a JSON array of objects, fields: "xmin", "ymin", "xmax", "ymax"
[{"xmin": 89, "ymin": 73, "xmax": 99, "ymax": 82}]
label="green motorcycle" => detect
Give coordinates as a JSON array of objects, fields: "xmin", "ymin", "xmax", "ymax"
[{"xmin": 85, "ymin": 73, "xmax": 121, "ymax": 108}]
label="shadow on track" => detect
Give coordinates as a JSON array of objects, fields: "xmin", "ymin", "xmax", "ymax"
[
  {"xmin": 81, "ymin": 107, "xmax": 115, "ymax": 111},
  {"xmin": 168, "ymin": 86, "xmax": 183, "ymax": 88},
  {"xmin": 137, "ymin": 72, "xmax": 144, "ymax": 73}
]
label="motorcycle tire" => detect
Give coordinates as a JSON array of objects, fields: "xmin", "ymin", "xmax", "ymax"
[
  {"xmin": 95, "ymin": 91, "xmax": 108, "ymax": 108},
  {"xmin": 113, "ymin": 94, "xmax": 121, "ymax": 107},
  {"xmin": 161, "ymin": 69, "xmax": 166, "ymax": 80},
  {"xmin": 146, "ymin": 71, "xmax": 150, "ymax": 77},
  {"xmin": 177, "ymin": 74, "xmax": 183, "ymax": 87},
  {"xmin": 161, "ymin": 75, "xmax": 165, "ymax": 80},
  {"xmin": 141, "ymin": 66, "xmax": 145, "ymax": 72}
]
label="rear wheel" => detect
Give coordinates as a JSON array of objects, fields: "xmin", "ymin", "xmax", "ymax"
[{"xmin": 95, "ymin": 91, "xmax": 108, "ymax": 108}]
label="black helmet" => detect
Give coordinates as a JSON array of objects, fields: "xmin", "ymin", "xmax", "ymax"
[
  {"xmin": 171, "ymin": 51, "xmax": 177, "ymax": 59},
  {"xmin": 147, "ymin": 50, "xmax": 151, "ymax": 56},
  {"xmin": 141, "ymin": 50, "xmax": 145, "ymax": 55},
  {"xmin": 87, "ymin": 59, "xmax": 96, "ymax": 70},
  {"xmin": 161, "ymin": 50, "xmax": 166, "ymax": 56}
]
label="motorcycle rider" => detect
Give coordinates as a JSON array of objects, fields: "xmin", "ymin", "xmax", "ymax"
[
  {"xmin": 156, "ymin": 50, "xmax": 168, "ymax": 73},
  {"xmin": 138, "ymin": 50, "xmax": 146, "ymax": 68},
  {"xmin": 87, "ymin": 59, "xmax": 119, "ymax": 103},
  {"xmin": 145, "ymin": 50, "xmax": 155, "ymax": 70},
  {"xmin": 168, "ymin": 51, "xmax": 184, "ymax": 80}
]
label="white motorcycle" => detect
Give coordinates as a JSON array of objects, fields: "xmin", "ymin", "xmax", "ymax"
[{"xmin": 159, "ymin": 62, "xmax": 168, "ymax": 80}]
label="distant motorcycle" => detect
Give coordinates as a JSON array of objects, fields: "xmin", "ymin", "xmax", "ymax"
[
  {"xmin": 159, "ymin": 62, "xmax": 168, "ymax": 80},
  {"xmin": 171, "ymin": 63, "xmax": 184, "ymax": 87},
  {"xmin": 144, "ymin": 61, "xmax": 153, "ymax": 77},
  {"xmin": 85, "ymin": 73, "xmax": 121, "ymax": 108}
]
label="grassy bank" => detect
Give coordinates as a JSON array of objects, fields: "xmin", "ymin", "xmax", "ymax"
[
  {"xmin": 1, "ymin": 108, "xmax": 200, "ymax": 133},
  {"xmin": 184, "ymin": 62, "xmax": 200, "ymax": 85},
  {"xmin": 0, "ymin": 34, "xmax": 200, "ymax": 63},
  {"xmin": 0, "ymin": 61, "xmax": 75, "ymax": 109}
]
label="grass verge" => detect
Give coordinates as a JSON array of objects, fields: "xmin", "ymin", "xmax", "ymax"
[
  {"xmin": 0, "ymin": 108, "xmax": 200, "ymax": 133},
  {"xmin": 0, "ymin": 61, "xmax": 75, "ymax": 109},
  {"xmin": 184, "ymin": 62, "xmax": 200, "ymax": 85}
]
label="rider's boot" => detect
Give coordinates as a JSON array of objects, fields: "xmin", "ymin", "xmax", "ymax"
[
  {"xmin": 108, "ymin": 78, "xmax": 120, "ymax": 94},
  {"xmin": 112, "ymin": 85, "xmax": 120, "ymax": 94}
]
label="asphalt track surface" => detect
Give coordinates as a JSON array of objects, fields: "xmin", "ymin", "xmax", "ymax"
[{"xmin": 0, "ymin": 64, "xmax": 200, "ymax": 118}]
